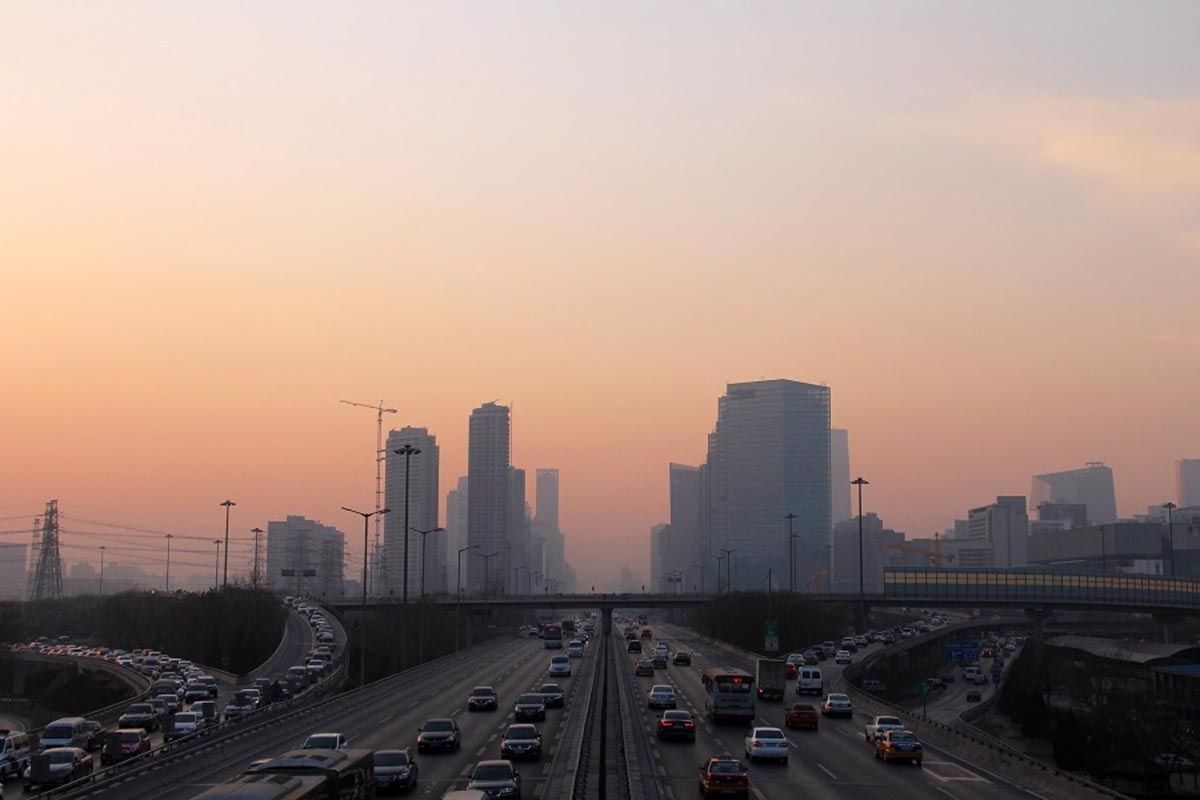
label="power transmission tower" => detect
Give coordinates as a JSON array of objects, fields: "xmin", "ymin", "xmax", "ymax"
[
  {"xmin": 340, "ymin": 399, "xmax": 397, "ymax": 595},
  {"xmin": 29, "ymin": 500, "xmax": 64, "ymax": 601},
  {"xmin": 26, "ymin": 515, "xmax": 41, "ymax": 599}
]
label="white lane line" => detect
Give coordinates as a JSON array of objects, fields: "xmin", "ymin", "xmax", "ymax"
[
  {"xmin": 751, "ymin": 788, "xmax": 767, "ymax": 800},
  {"xmin": 817, "ymin": 763, "xmax": 837, "ymax": 780},
  {"xmin": 475, "ymin": 746, "xmax": 487, "ymax": 756},
  {"xmin": 934, "ymin": 786, "xmax": 960, "ymax": 800}
]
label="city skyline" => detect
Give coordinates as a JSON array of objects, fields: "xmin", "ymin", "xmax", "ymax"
[{"xmin": 4, "ymin": 3, "xmax": 1199, "ymax": 591}]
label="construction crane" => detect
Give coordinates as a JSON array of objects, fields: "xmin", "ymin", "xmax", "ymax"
[
  {"xmin": 884, "ymin": 533, "xmax": 956, "ymax": 568},
  {"xmin": 340, "ymin": 399, "xmax": 397, "ymax": 596}
]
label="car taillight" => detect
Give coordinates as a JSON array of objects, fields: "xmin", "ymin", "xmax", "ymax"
[
  {"xmin": 684, "ymin": 721, "xmax": 694, "ymax": 728},
  {"xmin": 659, "ymin": 720, "xmax": 671, "ymax": 727},
  {"xmin": 752, "ymin": 740, "xmax": 761, "ymax": 746}
]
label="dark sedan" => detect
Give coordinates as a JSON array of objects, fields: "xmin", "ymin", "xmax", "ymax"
[
  {"xmin": 656, "ymin": 710, "xmax": 696, "ymax": 742},
  {"xmin": 374, "ymin": 748, "xmax": 418, "ymax": 794},
  {"xmin": 538, "ymin": 683, "xmax": 564, "ymax": 708},
  {"xmin": 416, "ymin": 719, "xmax": 461, "ymax": 753},
  {"xmin": 467, "ymin": 686, "xmax": 498, "ymax": 712},
  {"xmin": 500, "ymin": 724, "xmax": 543, "ymax": 760}
]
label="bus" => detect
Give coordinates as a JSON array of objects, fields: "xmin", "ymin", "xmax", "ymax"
[
  {"xmin": 245, "ymin": 749, "xmax": 374, "ymax": 800},
  {"xmin": 195, "ymin": 774, "xmax": 330, "ymax": 800},
  {"xmin": 701, "ymin": 667, "xmax": 756, "ymax": 724},
  {"xmin": 542, "ymin": 623, "xmax": 563, "ymax": 649}
]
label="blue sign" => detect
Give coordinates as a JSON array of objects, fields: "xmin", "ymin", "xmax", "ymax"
[{"xmin": 945, "ymin": 642, "xmax": 980, "ymax": 663}]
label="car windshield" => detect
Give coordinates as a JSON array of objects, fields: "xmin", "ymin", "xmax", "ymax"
[
  {"xmin": 471, "ymin": 687, "xmax": 495, "ymax": 696},
  {"xmin": 505, "ymin": 726, "xmax": 537, "ymax": 740},
  {"xmin": 43, "ymin": 725, "xmax": 74, "ymax": 739},
  {"xmin": 127, "ymin": 704, "xmax": 151, "ymax": 714},
  {"xmin": 46, "ymin": 750, "xmax": 75, "ymax": 764},
  {"xmin": 424, "ymin": 720, "xmax": 453, "ymax": 732},
  {"xmin": 711, "ymin": 761, "xmax": 744, "ymax": 775},
  {"xmin": 117, "ymin": 732, "xmax": 141, "ymax": 743},
  {"xmin": 652, "ymin": 686, "xmax": 672, "ymax": 694},
  {"xmin": 756, "ymin": 729, "xmax": 784, "ymax": 739},
  {"xmin": 374, "ymin": 752, "xmax": 409, "ymax": 766},
  {"xmin": 539, "ymin": 684, "xmax": 562, "ymax": 693},
  {"xmin": 828, "ymin": 695, "xmax": 848, "ymax": 702},
  {"xmin": 892, "ymin": 732, "xmax": 918, "ymax": 743},
  {"xmin": 175, "ymin": 713, "xmax": 198, "ymax": 723},
  {"xmin": 791, "ymin": 704, "xmax": 815, "ymax": 712},
  {"xmin": 518, "ymin": 694, "xmax": 543, "ymax": 704},
  {"xmin": 305, "ymin": 736, "xmax": 338, "ymax": 747},
  {"xmin": 715, "ymin": 680, "xmax": 752, "ymax": 694},
  {"xmin": 473, "ymin": 763, "xmax": 513, "ymax": 781},
  {"xmin": 878, "ymin": 717, "xmax": 901, "ymax": 726},
  {"xmin": 663, "ymin": 711, "xmax": 691, "ymax": 721}
]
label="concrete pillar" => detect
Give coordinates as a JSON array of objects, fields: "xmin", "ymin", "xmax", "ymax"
[{"xmin": 601, "ymin": 607, "xmax": 613, "ymax": 636}]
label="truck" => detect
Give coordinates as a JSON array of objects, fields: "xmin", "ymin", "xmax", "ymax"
[{"xmin": 755, "ymin": 658, "xmax": 787, "ymax": 701}]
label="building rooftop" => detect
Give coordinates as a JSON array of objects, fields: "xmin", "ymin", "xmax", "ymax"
[{"xmin": 1045, "ymin": 635, "xmax": 1200, "ymax": 666}]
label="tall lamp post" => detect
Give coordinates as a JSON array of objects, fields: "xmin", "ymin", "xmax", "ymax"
[
  {"xmin": 342, "ymin": 505, "xmax": 391, "ymax": 687},
  {"xmin": 410, "ymin": 527, "xmax": 446, "ymax": 599},
  {"xmin": 1164, "ymin": 502, "xmax": 1178, "ymax": 577},
  {"xmin": 393, "ymin": 443, "xmax": 421, "ymax": 670},
  {"xmin": 456, "ymin": 544, "xmax": 479, "ymax": 651},
  {"xmin": 712, "ymin": 555, "xmax": 725, "ymax": 593},
  {"xmin": 250, "ymin": 527, "xmax": 264, "ymax": 588},
  {"xmin": 785, "ymin": 513, "xmax": 798, "ymax": 593},
  {"xmin": 164, "ymin": 533, "xmax": 173, "ymax": 593},
  {"xmin": 851, "ymin": 477, "xmax": 870, "ymax": 629},
  {"xmin": 213, "ymin": 540, "xmax": 222, "ymax": 589},
  {"xmin": 411, "ymin": 525, "xmax": 445, "ymax": 667},
  {"xmin": 219, "ymin": 500, "xmax": 235, "ymax": 589}
]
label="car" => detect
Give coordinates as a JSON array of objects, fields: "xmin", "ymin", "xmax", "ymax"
[
  {"xmin": 647, "ymin": 685, "xmax": 677, "ymax": 709},
  {"xmin": 184, "ymin": 687, "xmax": 209, "ymax": 704},
  {"xmin": 417, "ymin": 719, "xmax": 461, "ymax": 753},
  {"xmin": 875, "ymin": 729, "xmax": 923, "ymax": 766},
  {"xmin": 864, "ymin": 716, "xmax": 905, "ymax": 742},
  {"xmin": 635, "ymin": 658, "xmax": 655, "ymax": 677},
  {"xmin": 651, "ymin": 654, "xmax": 668, "ymax": 670},
  {"xmin": 840, "ymin": 637, "xmax": 858, "ymax": 653},
  {"xmin": 744, "ymin": 727, "xmax": 789, "ymax": 763},
  {"xmin": 224, "ymin": 702, "xmax": 249, "ymax": 721},
  {"xmin": 81, "ymin": 720, "xmax": 103, "ymax": 751},
  {"xmin": 374, "ymin": 748, "xmax": 418, "ymax": 794},
  {"xmin": 548, "ymin": 656, "xmax": 572, "ymax": 678},
  {"xmin": 190, "ymin": 700, "xmax": 218, "ymax": 724},
  {"xmin": 673, "ymin": 650, "xmax": 692, "ymax": 666},
  {"xmin": 796, "ymin": 667, "xmax": 823, "ymax": 695},
  {"xmin": 39, "ymin": 718, "xmax": 92, "ymax": 750},
  {"xmin": 641, "ymin": 628, "xmax": 653, "ymax": 639},
  {"xmin": 656, "ymin": 710, "xmax": 696, "ymax": 741},
  {"xmin": 155, "ymin": 693, "xmax": 181, "ymax": 714},
  {"xmin": 698, "ymin": 757, "xmax": 749, "ymax": 799},
  {"xmin": 980, "ymin": 648, "xmax": 994, "ymax": 659},
  {"xmin": 514, "ymin": 693, "xmax": 547, "ymax": 722},
  {"xmin": 302, "ymin": 732, "xmax": 348, "ymax": 750},
  {"xmin": 164, "ymin": 711, "xmax": 205, "ymax": 742},
  {"xmin": 147, "ymin": 697, "xmax": 169, "ymax": 719},
  {"xmin": 854, "ymin": 635, "xmax": 869, "ymax": 648},
  {"xmin": 785, "ymin": 703, "xmax": 819, "ymax": 730},
  {"xmin": 100, "ymin": 729, "xmax": 150, "ymax": 765},
  {"xmin": 537, "ymin": 683, "xmax": 564, "ymax": 708},
  {"xmin": 467, "ymin": 759, "xmax": 522, "ymax": 799},
  {"xmin": 966, "ymin": 690, "xmax": 982, "ymax": 702},
  {"xmin": 567, "ymin": 640, "xmax": 585, "ymax": 658},
  {"xmin": 468, "ymin": 686, "xmax": 499, "ymax": 712},
  {"xmin": 23, "ymin": 747, "xmax": 92, "ymax": 790},
  {"xmin": 500, "ymin": 724, "xmax": 543, "ymax": 760},
  {"xmin": 821, "ymin": 693, "xmax": 853, "ymax": 718},
  {"xmin": 627, "ymin": 639, "xmax": 643, "ymax": 653},
  {"xmin": 835, "ymin": 650, "xmax": 852, "ymax": 665},
  {"xmin": 118, "ymin": 703, "xmax": 158, "ymax": 731}
]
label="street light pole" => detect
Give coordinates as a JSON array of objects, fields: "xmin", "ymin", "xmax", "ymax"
[
  {"xmin": 480, "ymin": 551, "xmax": 499, "ymax": 632},
  {"xmin": 785, "ymin": 513, "xmax": 797, "ymax": 593},
  {"xmin": 219, "ymin": 500, "xmax": 235, "ymax": 589},
  {"xmin": 852, "ymin": 477, "xmax": 870, "ymax": 629},
  {"xmin": 457, "ymin": 544, "xmax": 479, "ymax": 651},
  {"xmin": 392, "ymin": 445, "xmax": 421, "ymax": 606},
  {"xmin": 720, "ymin": 548, "xmax": 739, "ymax": 593},
  {"xmin": 713, "ymin": 555, "xmax": 725, "ymax": 593},
  {"xmin": 250, "ymin": 527, "xmax": 264, "ymax": 588},
  {"xmin": 343, "ymin": 505, "xmax": 391, "ymax": 687},
  {"xmin": 411, "ymin": 525, "xmax": 445, "ymax": 667},
  {"xmin": 1164, "ymin": 502, "xmax": 1178, "ymax": 577},
  {"xmin": 164, "ymin": 533, "xmax": 173, "ymax": 593}
]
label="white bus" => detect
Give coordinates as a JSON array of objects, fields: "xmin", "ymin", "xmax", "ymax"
[{"xmin": 701, "ymin": 667, "xmax": 755, "ymax": 724}]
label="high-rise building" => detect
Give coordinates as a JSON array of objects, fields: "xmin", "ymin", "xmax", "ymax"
[
  {"xmin": 830, "ymin": 429, "xmax": 851, "ymax": 525},
  {"xmin": 706, "ymin": 379, "xmax": 831, "ymax": 591},
  {"xmin": 445, "ymin": 476, "xmax": 469, "ymax": 589},
  {"xmin": 831, "ymin": 514, "xmax": 903, "ymax": 593},
  {"xmin": 669, "ymin": 464, "xmax": 704, "ymax": 591},
  {"xmin": 966, "ymin": 496, "xmax": 1030, "ymax": 568},
  {"xmin": 1036, "ymin": 502, "xmax": 1088, "ymax": 529},
  {"xmin": 536, "ymin": 469, "xmax": 559, "ymax": 529},
  {"xmin": 1031, "ymin": 463, "xmax": 1117, "ymax": 524},
  {"xmin": 266, "ymin": 515, "xmax": 345, "ymax": 598},
  {"xmin": 384, "ymin": 427, "xmax": 441, "ymax": 597},
  {"xmin": 467, "ymin": 402, "xmax": 511, "ymax": 593},
  {"xmin": 1178, "ymin": 459, "xmax": 1200, "ymax": 508},
  {"xmin": 650, "ymin": 524, "xmax": 670, "ymax": 592},
  {"xmin": 508, "ymin": 467, "xmax": 530, "ymax": 593},
  {"xmin": 0, "ymin": 542, "xmax": 27, "ymax": 600}
]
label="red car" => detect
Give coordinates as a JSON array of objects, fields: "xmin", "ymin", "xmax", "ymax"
[
  {"xmin": 698, "ymin": 758, "xmax": 749, "ymax": 799},
  {"xmin": 101, "ymin": 729, "xmax": 150, "ymax": 765},
  {"xmin": 785, "ymin": 703, "xmax": 819, "ymax": 731}
]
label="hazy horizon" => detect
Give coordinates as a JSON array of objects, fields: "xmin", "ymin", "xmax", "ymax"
[{"xmin": 4, "ymin": 2, "xmax": 1199, "ymax": 590}]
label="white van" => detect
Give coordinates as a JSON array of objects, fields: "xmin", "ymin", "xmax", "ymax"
[
  {"xmin": 39, "ymin": 717, "xmax": 92, "ymax": 750},
  {"xmin": 796, "ymin": 667, "xmax": 824, "ymax": 695},
  {"xmin": 0, "ymin": 729, "xmax": 32, "ymax": 778}
]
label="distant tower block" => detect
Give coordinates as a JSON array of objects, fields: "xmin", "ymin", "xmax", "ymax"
[{"xmin": 29, "ymin": 500, "xmax": 64, "ymax": 601}]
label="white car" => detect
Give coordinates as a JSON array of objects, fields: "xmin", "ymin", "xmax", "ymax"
[
  {"xmin": 647, "ymin": 685, "xmax": 677, "ymax": 709},
  {"xmin": 302, "ymin": 732, "xmax": 348, "ymax": 750},
  {"xmin": 568, "ymin": 640, "xmax": 585, "ymax": 658},
  {"xmin": 744, "ymin": 727, "xmax": 789, "ymax": 763},
  {"xmin": 835, "ymin": 650, "xmax": 852, "ymax": 665},
  {"xmin": 821, "ymin": 693, "xmax": 853, "ymax": 718},
  {"xmin": 548, "ymin": 656, "xmax": 572, "ymax": 677},
  {"xmin": 864, "ymin": 715, "xmax": 905, "ymax": 742}
]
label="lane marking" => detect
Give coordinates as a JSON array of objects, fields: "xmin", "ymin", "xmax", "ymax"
[{"xmin": 817, "ymin": 763, "xmax": 837, "ymax": 780}]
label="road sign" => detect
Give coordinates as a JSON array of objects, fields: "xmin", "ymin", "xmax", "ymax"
[{"xmin": 764, "ymin": 620, "xmax": 780, "ymax": 654}]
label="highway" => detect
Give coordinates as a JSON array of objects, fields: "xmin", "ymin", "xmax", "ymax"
[{"xmin": 636, "ymin": 622, "xmax": 1035, "ymax": 800}]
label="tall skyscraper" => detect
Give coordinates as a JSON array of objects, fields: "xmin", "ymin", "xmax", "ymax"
[
  {"xmin": 669, "ymin": 464, "xmax": 704, "ymax": 591},
  {"xmin": 706, "ymin": 379, "xmax": 831, "ymax": 591},
  {"xmin": 535, "ymin": 469, "xmax": 559, "ymax": 529},
  {"xmin": 830, "ymin": 428, "xmax": 851, "ymax": 525},
  {"xmin": 266, "ymin": 515, "xmax": 345, "ymax": 598},
  {"xmin": 445, "ymin": 476, "xmax": 469, "ymax": 588},
  {"xmin": 384, "ymin": 427, "xmax": 441, "ymax": 596},
  {"xmin": 1031, "ymin": 463, "xmax": 1117, "ymax": 524},
  {"xmin": 508, "ymin": 467, "xmax": 529, "ymax": 593},
  {"xmin": 966, "ymin": 496, "xmax": 1030, "ymax": 568},
  {"xmin": 1178, "ymin": 459, "xmax": 1200, "ymax": 508},
  {"xmin": 467, "ymin": 402, "xmax": 511, "ymax": 593}
]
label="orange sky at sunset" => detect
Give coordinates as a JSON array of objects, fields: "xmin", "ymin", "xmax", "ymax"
[{"xmin": 3, "ymin": 3, "xmax": 1199, "ymax": 588}]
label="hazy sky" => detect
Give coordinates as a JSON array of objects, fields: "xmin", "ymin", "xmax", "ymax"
[{"xmin": 4, "ymin": 2, "xmax": 1199, "ymax": 589}]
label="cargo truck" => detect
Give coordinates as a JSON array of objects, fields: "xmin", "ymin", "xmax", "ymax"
[{"xmin": 755, "ymin": 658, "xmax": 787, "ymax": 701}]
